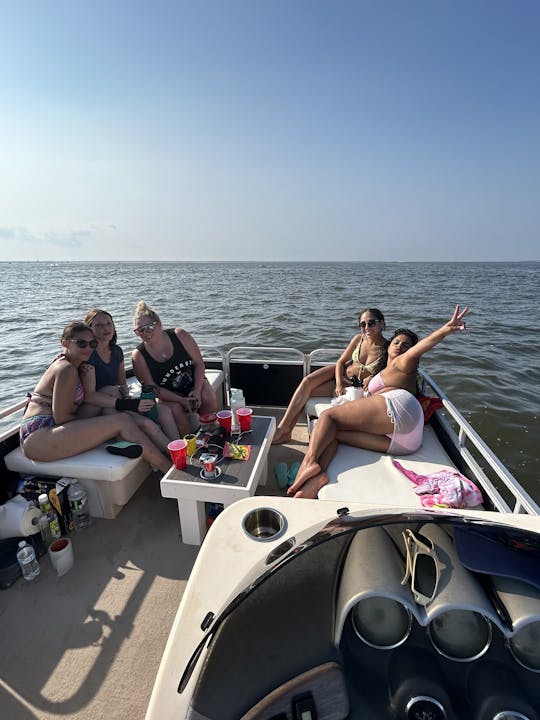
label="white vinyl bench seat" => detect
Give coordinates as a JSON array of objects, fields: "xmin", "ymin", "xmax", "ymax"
[
  {"xmin": 5, "ymin": 369, "xmax": 225, "ymax": 519},
  {"xmin": 319, "ymin": 426, "xmax": 459, "ymax": 507},
  {"xmin": 303, "ymin": 395, "xmax": 481, "ymax": 509}
]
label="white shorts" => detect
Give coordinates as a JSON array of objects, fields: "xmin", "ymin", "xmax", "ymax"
[{"xmin": 382, "ymin": 389, "xmax": 424, "ymax": 455}]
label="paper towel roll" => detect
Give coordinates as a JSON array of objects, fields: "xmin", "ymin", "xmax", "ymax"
[{"xmin": 0, "ymin": 495, "xmax": 42, "ymax": 539}]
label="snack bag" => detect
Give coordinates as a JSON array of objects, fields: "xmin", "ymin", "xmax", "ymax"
[{"xmin": 223, "ymin": 442, "xmax": 251, "ymax": 461}]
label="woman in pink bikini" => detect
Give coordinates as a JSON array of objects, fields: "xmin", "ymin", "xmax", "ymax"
[
  {"xmin": 272, "ymin": 308, "xmax": 389, "ymax": 444},
  {"xmin": 287, "ymin": 305, "xmax": 469, "ymax": 499}
]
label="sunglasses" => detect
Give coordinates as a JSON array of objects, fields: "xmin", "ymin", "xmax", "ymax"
[
  {"xmin": 73, "ymin": 338, "xmax": 98, "ymax": 349},
  {"xmin": 401, "ymin": 529, "xmax": 440, "ymax": 605},
  {"xmin": 359, "ymin": 319, "xmax": 380, "ymax": 328},
  {"xmin": 134, "ymin": 322, "xmax": 156, "ymax": 335}
]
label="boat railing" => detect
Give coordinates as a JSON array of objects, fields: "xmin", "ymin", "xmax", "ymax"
[
  {"xmin": 225, "ymin": 346, "xmax": 307, "ymax": 399},
  {"xmin": 0, "ymin": 400, "xmax": 26, "ymax": 443},
  {"xmin": 306, "ymin": 350, "xmax": 538, "ymax": 515},
  {"xmin": 1, "ymin": 346, "xmax": 536, "ymax": 516},
  {"xmin": 420, "ymin": 369, "xmax": 539, "ymax": 516}
]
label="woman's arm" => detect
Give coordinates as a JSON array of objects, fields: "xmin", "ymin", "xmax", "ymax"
[
  {"xmin": 176, "ymin": 328, "xmax": 206, "ymax": 400},
  {"xmin": 395, "ymin": 305, "xmax": 468, "ymax": 374},
  {"xmin": 335, "ymin": 334, "xmax": 361, "ymax": 392},
  {"xmin": 79, "ymin": 364, "xmax": 124, "ymax": 409},
  {"xmin": 51, "ymin": 363, "xmax": 83, "ymax": 424},
  {"xmin": 117, "ymin": 359, "xmax": 129, "ymax": 397}
]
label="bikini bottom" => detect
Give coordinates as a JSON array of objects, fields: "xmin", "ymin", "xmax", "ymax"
[{"xmin": 20, "ymin": 414, "xmax": 55, "ymax": 445}]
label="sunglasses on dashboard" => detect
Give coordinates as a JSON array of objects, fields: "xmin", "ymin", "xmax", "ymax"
[{"xmin": 401, "ymin": 529, "xmax": 441, "ymax": 605}]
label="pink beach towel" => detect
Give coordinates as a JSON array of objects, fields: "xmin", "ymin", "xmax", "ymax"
[{"xmin": 392, "ymin": 459, "xmax": 483, "ymax": 509}]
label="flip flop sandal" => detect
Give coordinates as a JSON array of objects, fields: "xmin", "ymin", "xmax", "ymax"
[
  {"xmin": 274, "ymin": 462, "xmax": 289, "ymax": 490},
  {"xmin": 287, "ymin": 461, "xmax": 301, "ymax": 487},
  {"xmin": 106, "ymin": 441, "xmax": 143, "ymax": 459}
]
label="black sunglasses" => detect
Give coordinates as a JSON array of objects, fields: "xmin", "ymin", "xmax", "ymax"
[
  {"xmin": 360, "ymin": 319, "xmax": 380, "ymax": 328},
  {"xmin": 73, "ymin": 339, "xmax": 98, "ymax": 349}
]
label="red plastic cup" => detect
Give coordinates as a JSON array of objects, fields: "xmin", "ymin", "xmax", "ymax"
[
  {"xmin": 216, "ymin": 410, "xmax": 232, "ymax": 434},
  {"xmin": 237, "ymin": 407, "xmax": 253, "ymax": 432},
  {"xmin": 168, "ymin": 439, "xmax": 187, "ymax": 470}
]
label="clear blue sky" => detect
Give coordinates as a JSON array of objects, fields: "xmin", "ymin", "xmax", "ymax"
[{"xmin": 1, "ymin": 1, "xmax": 539, "ymax": 261}]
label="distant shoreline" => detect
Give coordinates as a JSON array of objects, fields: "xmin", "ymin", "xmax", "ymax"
[{"xmin": 1, "ymin": 259, "xmax": 538, "ymax": 265}]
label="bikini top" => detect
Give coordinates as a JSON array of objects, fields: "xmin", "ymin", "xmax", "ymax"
[
  {"xmin": 26, "ymin": 382, "xmax": 84, "ymax": 408},
  {"xmin": 365, "ymin": 370, "xmax": 423, "ymax": 397},
  {"xmin": 366, "ymin": 372, "xmax": 386, "ymax": 395},
  {"xmin": 351, "ymin": 336, "xmax": 388, "ymax": 376},
  {"xmin": 26, "ymin": 355, "xmax": 85, "ymax": 408}
]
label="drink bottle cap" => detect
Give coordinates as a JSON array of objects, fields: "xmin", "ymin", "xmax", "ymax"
[
  {"xmin": 18, "ymin": 540, "xmax": 27, "ymax": 549},
  {"xmin": 38, "ymin": 493, "xmax": 49, "ymax": 505}
]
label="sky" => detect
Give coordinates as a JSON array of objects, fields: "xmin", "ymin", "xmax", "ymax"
[{"xmin": 0, "ymin": 0, "xmax": 539, "ymax": 262}]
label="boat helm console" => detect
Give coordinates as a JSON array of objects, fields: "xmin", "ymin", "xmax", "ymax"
[{"xmin": 174, "ymin": 507, "xmax": 540, "ymax": 720}]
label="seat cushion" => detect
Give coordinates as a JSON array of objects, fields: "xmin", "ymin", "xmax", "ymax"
[
  {"xmin": 318, "ymin": 426, "xmax": 458, "ymax": 506},
  {"xmin": 5, "ymin": 444, "xmax": 142, "ymax": 483}
]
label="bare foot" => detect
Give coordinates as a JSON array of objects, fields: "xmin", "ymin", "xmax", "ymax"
[
  {"xmin": 293, "ymin": 471, "xmax": 329, "ymax": 499},
  {"xmin": 287, "ymin": 460, "xmax": 321, "ymax": 496},
  {"xmin": 272, "ymin": 427, "xmax": 292, "ymax": 445}
]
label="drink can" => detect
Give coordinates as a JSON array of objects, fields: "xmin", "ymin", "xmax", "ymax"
[{"xmin": 201, "ymin": 453, "xmax": 217, "ymax": 478}]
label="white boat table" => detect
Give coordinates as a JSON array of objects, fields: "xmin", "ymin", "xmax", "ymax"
[{"xmin": 160, "ymin": 415, "xmax": 276, "ymax": 545}]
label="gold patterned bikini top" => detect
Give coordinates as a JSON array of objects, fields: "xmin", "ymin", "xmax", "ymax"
[{"xmin": 351, "ymin": 336, "xmax": 388, "ymax": 375}]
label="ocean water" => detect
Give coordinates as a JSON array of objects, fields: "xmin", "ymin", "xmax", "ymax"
[{"xmin": 0, "ymin": 261, "xmax": 538, "ymax": 499}]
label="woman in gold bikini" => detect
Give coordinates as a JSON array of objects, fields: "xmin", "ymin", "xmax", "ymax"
[{"xmin": 272, "ymin": 308, "xmax": 388, "ymax": 444}]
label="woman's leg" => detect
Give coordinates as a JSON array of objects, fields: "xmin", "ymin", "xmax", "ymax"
[
  {"xmin": 288, "ymin": 397, "xmax": 394, "ymax": 495},
  {"xmin": 76, "ymin": 385, "xmax": 120, "ymax": 418},
  {"xmin": 130, "ymin": 413, "xmax": 173, "ymax": 452},
  {"xmin": 22, "ymin": 414, "xmax": 172, "ymax": 474},
  {"xmin": 163, "ymin": 401, "xmax": 190, "ymax": 436},
  {"xmin": 272, "ymin": 364, "xmax": 337, "ymax": 444},
  {"xmin": 200, "ymin": 379, "xmax": 218, "ymax": 414},
  {"xmin": 156, "ymin": 404, "xmax": 179, "ymax": 441}
]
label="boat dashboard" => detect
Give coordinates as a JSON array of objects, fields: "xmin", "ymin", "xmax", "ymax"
[{"xmin": 179, "ymin": 507, "xmax": 540, "ymax": 720}]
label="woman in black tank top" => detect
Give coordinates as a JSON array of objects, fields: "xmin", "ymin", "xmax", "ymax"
[{"xmin": 131, "ymin": 301, "xmax": 218, "ymax": 435}]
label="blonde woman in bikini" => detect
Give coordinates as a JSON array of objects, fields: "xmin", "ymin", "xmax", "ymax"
[{"xmin": 272, "ymin": 308, "xmax": 388, "ymax": 444}]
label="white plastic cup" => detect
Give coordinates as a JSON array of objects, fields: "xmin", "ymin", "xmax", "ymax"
[{"xmin": 48, "ymin": 537, "xmax": 74, "ymax": 577}]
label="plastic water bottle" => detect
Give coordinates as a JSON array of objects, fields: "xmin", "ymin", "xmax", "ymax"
[
  {"xmin": 230, "ymin": 388, "xmax": 245, "ymax": 432},
  {"xmin": 17, "ymin": 540, "xmax": 40, "ymax": 581},
  {"xmin": 38, "ymin": 493, "xmax": 61, "ymax": 544},
  {"xmin": 68, "ymin": 480, "xmax": 91, "ymax": 531},
  {"xmin": 141, "ymin": 384, "xmax": 159, "ymax": 422}
]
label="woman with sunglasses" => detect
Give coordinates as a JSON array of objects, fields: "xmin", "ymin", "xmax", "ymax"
[
  {"xmin": 78, "ymin": 308, "xmax": 179, "ymax": 450},
  {"xmin": 20, "ymin": 321, "xmax": 173, "ymax": 474},
  {"xmin": 272, "ymin": 308, "xmax": 389, "ymax": 444},
  {"xmin": 287, "ymin": 305, "xmax": 469, "ymax": 499},
  {"xmin": 131, "ymin": 301, "xmax": 217, "ymax": 435}
]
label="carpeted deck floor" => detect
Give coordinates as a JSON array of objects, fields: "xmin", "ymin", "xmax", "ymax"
[{"xmin": 0, "ymin": 411, "xmax": 307, "ymax": 720}]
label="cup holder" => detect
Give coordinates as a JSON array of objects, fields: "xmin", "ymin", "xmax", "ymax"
[{"xmin": 242, "ymin": 507, "xmax": 287, "ymax": 542}]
